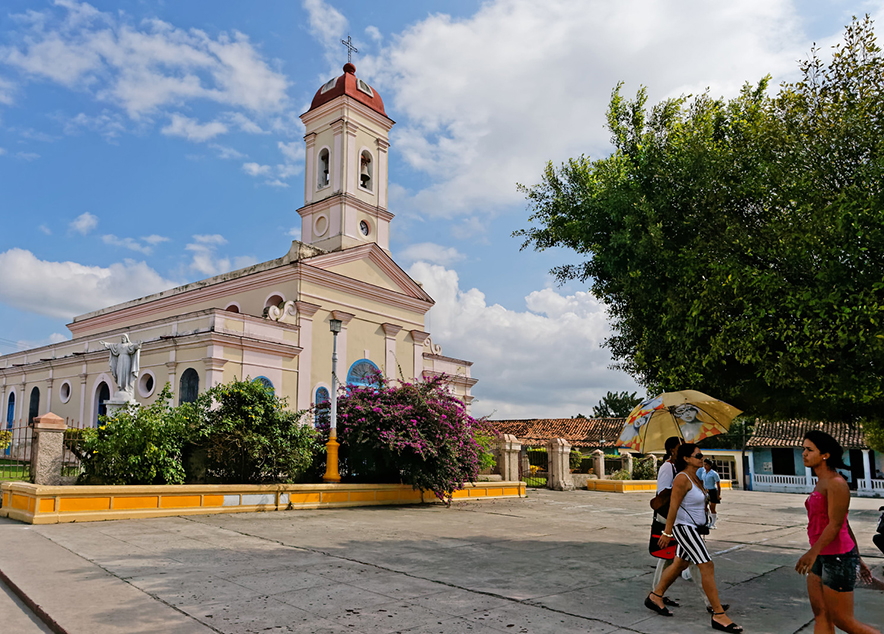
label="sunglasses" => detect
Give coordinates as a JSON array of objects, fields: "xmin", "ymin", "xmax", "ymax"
[{"xmin": 692, "ymin": 453, "xmax": 704, "ymax": 459}]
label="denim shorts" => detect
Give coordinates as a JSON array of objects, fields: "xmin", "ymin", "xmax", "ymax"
[{"xmin": 810, "ymin": 546, "xmax": 859, "ymax": 592}]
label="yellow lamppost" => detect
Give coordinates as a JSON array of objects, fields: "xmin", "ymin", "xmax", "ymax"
[{"xmin": 323, "ymin": 318, "xmax": 342, "ymax": 482}]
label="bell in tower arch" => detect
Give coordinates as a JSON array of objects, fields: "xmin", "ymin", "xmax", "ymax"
[{"xmin": 360, "ymin": 151, "xmax": 372, "ymax": 190}]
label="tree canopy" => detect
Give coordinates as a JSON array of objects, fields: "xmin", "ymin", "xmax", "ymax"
[
  {"xmin": 591, "ymin": 390, "xmax": 642, "ymax": 418},
  {"xmin": 516, "ymin": 17, "xmax": 884, "ymax": 446}
]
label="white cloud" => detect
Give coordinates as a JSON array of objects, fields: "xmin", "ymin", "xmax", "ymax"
[
  {"xmin": 185, "ymin": 234, "xmax": 249, "ymax": 276},
  {"xmin": 0, "ymin": 248, "xmax": 175, "ymax": 319},
  {"xmin": 223, "ymin": 111, "xmax": 266, "ymax": 134},
  {"xmin": 162, "ymin": 113, "xmax": 227, "ymax": 142},
  {"xmin": 278, "ymin": 140, "xmax": 303, "ymax": 163},
  {"xmin": 303, "ymin": 0, "xmax": 348, "ymax": 58},
  {"xmin": 242, "ymin": 161, "xmax": 271, "ymax": 176},
  {"xmin": 16, "ymin": 151, "xmax": 40, "ymax": 161},
  {"xmin": 69, "ymin": 212, "xmax": 98, "ymax": 235},
  {"xmin": 141, "ymin": 234, "xmax": 170, "ymax": 246},
  {"xmin": 287, "ymin": 226, "xmax": 301, "ymax": 240},
  {"xmin": 360, "ymin": 0, "xmax": 811, "ymax": 219},
  {"xmin": 102, "ymin": 234, "xmax": 153, "ymax": 255},
  {"xmin": 0, "ymin": 148, "xmax": 6, "ymax": 156},
  {"xmin": 408, "ymin": 262, "xmax": 641, "ymax": 418},
  {"xmin": 276, "ymin": 163, "xmax": 302, "ymax": 178},
  {"xmin": 365, "ymin": 26, "xmax": 383, "ymax": 43},
  {"xmin": 264, "ymin": 178, "xmax": 290, "ymax": 188},
  {"xmin": 209, "ymin": 144, "xmax": 246, "ymax": 160},
  {"xmin": 64, "ymin": 110, "xmax": 127, "ymax": 139},
  {"xmin": 2, "ymin": 2, "xmax": 289, "ymax": 117},
  {"xmin": 398, "ymin": 242, "xmax": 466, "ymax": 266},
  {"xmin": 13, "ymin": 332, "xmax": 70, "ymax": 352},
  {"xmin": 0, "ymin": 75, "xmax": 15, "ymax": 104}
]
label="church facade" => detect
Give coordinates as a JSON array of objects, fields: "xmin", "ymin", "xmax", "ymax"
[{"xmin": 0, "ymin": 63, "xmax": 476, "ymax": 430}]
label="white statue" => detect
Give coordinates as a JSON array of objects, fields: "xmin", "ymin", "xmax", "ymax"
[{"xmin": 100, "ymin": 334, "xmax": 142, "ymax": 400}]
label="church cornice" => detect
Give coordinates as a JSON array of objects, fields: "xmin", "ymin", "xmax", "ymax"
[
  {"xmin": 301, "ymin": 95, "xmax": 395, "ymax": 131},
  {"xmin": 297, "ymin": 193, "xmax": 394, "ymax": 223},
  {"xmin": 296, "ymin": 262, "xmax": 433, "ymax": 314}
]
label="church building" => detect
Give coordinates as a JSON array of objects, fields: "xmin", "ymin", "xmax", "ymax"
[{"xmin": 0, "ymin": 63, "xmax": 476, "ymax": 430}]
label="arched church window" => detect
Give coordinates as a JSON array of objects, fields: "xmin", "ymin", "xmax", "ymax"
[
  {"xmin": 359, "ymin": 150, "xmax": 372, "ymax": 191},
  {"xmin": 346, "ymin": 359, "xmax": 381, "ymax": 387},
  {"xmin": 252, "ymin": 376, "xmax": 274, "ymax": 394},
  {"xmin": 6, "ymin": 392, "xmax": 15, "ymax": 429},
  {"xmin": 95, "ymin": 382, "xmax": 109, "ymax": 426},
  {"xmin": 314, "ymin": 386, "xmax": 330, "ymax": 429},
  {"xmin": 318, "ymin": 148, "xmax": 330, "ymax": 189},
  {"xmin": 28, "ymin": 387, "xmax": 40, "ymax": 425},
  {"xmin": 179, "ymin": 368, "xmax": 199, "ymax": 405}
]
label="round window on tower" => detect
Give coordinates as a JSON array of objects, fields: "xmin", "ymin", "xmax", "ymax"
[{"xmin": 359, "ymin": 220, "xmax": 370, "ymax": 236}]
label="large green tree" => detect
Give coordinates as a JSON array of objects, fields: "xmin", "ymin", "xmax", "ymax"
[{"xmin": 516, "ymin": 17, "xmax": 884, "ymax": 447}]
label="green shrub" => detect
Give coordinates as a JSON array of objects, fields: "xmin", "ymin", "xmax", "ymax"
[
  {"xmin": 79, "ymin": 385, "xmax": 187, "ymax": 485},
  {"xmin": 0, "ymin": 430, "xmax": 10, "ymax": 451},
  {"xmin": 611, "ymin": 468, "xmax": 632, "ymax": 480},
  {"xmin": 632, "ymin": 455, "xmax": 657, "ymax": 480},
  {"xmin": 569, "ymin": 448, "xmax": 583, "ymax": 471},
  {"xmin": 194, "ymin": 380, "xmax": 319, "ymax": 484}
]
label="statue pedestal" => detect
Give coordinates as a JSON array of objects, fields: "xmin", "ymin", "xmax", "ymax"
[{"xmin": 105, "ymin": 397, "xmax": 136, "ymax": 418}]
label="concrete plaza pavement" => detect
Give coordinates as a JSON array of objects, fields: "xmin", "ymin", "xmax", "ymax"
[{"xmin": 0, "ymin": 488, "xmax": 882, "ymax": 634}]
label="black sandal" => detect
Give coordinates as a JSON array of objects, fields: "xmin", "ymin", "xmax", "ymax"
[
  {"xmin": 644, "ymin": 592, "xmax": 673, "ymax": 617},
  {"xmin": 706, "ymin": 603, "xmax": 729, "ymax": 614},
  {"xmin": 662, "ymin": 596, "xmax": 680, "ymax": 607},
  {"xmin": 711, "ymin": 612, "xmax": 742, "ymax": 632}
]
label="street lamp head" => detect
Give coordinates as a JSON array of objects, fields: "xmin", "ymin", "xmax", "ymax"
[{"xmin": 329, "ymin": 319, "xmax": 342, "ymax": 334}]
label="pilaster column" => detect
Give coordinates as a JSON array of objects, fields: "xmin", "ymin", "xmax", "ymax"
[
  {"xmin": 202, "ymin": 355, "xmax": 228, "ymax": 389},
  {"xmin": 546, "ymin": 438, "xmax": 574, "ymax": 491},
  {"xmin": 747, "ymin": 450, "xmax": 756, "ymax": 491},
  {"xmin": 623, "ymin": 452, "xmax": 634, "ymax": 477},
  {"xmin": 78, "ymin": 371, "xmax": 87, "ymax": 427},
  {"xmin": 331, "ymin": 311, "xmax": 355, "ymax": 383},
  {"xmin": 381, "ymin": 323, "xmax": 402, "ymax": 380},
  {"xmin": 862, "ymin": 448, "xmax": 872, "ymax": 491},
  {"xmin": 376, "ymin": 137, "xmax": 390, "ymax": 209},
  {"xmin": 805, "ymin": 465, "xmax": 814, "ymax": 492},
  {"xmin": 165, "ymin": 361, "xmax": 178, "ymax": 395},
  {"xmin": 304, "ymin": 132, "xmax": 317, "ymax": 204},
  {"xmin": 331, "ymin": 120, "xmax": 345, "ymax": 193},
  {"xmin": 497, "ymin": 434, "xmax": 521, "ymax": 482},
  {"xmin": 295, "ymin": 301, "xmax": 321, "ymax": 413},
  {"xmin": 345, "ymin": 121, "xmax": 359, "ymax": 195},
  {"xmin": 410, "ymin": 330, "xmax": 430, "ymax": 382},
  {"xmin": 45, "ymin": 377, "xmax": 54, "ymax": 413}
]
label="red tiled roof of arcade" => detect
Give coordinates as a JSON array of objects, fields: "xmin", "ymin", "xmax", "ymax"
[
  {"xmin": 308, "ymin": 63, "xmax": 388, "ymax": 118},
  {"xmin": 491, "ymin": 417, "xmax": 626, "ymax": 449}
]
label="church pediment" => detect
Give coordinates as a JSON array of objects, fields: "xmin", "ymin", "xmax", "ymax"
[{"xmin": 303, "ymin": 243, "xmax": 433, "ymax": 303}]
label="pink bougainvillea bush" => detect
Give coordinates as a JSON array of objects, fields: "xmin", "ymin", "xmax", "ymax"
[{"xmin": 316, "ymin": 374, "xmax": 496, "ymax": 504}]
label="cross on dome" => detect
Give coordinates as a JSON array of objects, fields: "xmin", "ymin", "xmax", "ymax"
[{"xmin": 341, "ymin": 35, "xmax": 358, "ymax": 63}]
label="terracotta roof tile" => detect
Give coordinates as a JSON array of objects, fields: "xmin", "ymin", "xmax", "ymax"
[
  {"xmin": 746, "ymin": 420, "xmax": 868, "ymax": 449},
  {"xmin": 490, "ymin": 417, "xmax": 625, "ymax": 449}
]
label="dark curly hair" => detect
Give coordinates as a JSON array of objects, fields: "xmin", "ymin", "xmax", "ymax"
[
  {"xmin": 674, "ymin": 443, "xmax": 698, "ymax": 472},
  {"xmin": 664, "ymin": 436, "xmax": 682, "ymax": 460}
]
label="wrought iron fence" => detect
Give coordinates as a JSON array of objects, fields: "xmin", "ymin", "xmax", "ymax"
[
  {"xmin": 1, "ymin": 419, "xmax": 32, "ymax": 482},
  {"xmin": 604, "ymin": 456, "xmax": 624, "ymax": 475},
  {"xmin": 62, "ymin": 419, "xmax": 87, "ymax": 480},
  {"xmin": 521, "ymin": 446, "xmax": 548, "ymax": 488}
]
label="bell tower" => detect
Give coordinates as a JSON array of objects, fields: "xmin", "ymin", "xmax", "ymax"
[{"xmin": 299, "ymin": 63, "xmax": 395, "ymax": 253}]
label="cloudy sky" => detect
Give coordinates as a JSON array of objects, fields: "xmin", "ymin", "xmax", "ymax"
[{"xmin": 0, "ymin": 0, "xmax": 879, "ymax": 419}]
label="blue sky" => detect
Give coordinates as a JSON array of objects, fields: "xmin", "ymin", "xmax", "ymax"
[{"xmin": 0, "ymin": 0, "xmax": 880, "ymax": 418}]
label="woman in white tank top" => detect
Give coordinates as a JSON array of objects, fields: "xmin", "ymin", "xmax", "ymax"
[{"xmin": 645, "ymin": 443, "xmax": 743, "ymax": 633}]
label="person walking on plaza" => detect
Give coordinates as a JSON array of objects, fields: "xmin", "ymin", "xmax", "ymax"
[
  {"xmin": 703, "ymin": 459, "xmax": 722, "ymax": 529},
  {"xmin": 795, "ymin": 430, "xmax": 880, "ymax": 634},
  {"xmin": 646, "ymin": 443, "xmax": 741, "ymax": 632},
  {"xmin": 650, "ymin": 436, "xmax": 711, "ymax": 612}
]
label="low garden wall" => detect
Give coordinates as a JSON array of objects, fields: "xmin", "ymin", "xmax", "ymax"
[
  {"xmin": 0, "ymin": 480, "xmax": 526, "ymax": 525},
  {"xmin": 585, "ymin": 479, "xmax": 733, "ymax": 493}
]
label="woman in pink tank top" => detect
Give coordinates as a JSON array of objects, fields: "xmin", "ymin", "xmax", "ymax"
[{"xmin": 795, "ymin": 430, "xmax": 879, "ymax": 634}]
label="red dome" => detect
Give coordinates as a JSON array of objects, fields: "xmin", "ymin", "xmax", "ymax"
[{"xmin": 308, "ymin": 64, "xmax": 387, "ymax": 117}]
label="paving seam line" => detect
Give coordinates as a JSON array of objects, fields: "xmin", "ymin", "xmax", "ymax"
[
  {"xmin": 182, "ymin": 516, "xmax": 647, "ymax": 633},
  {"xmin": 0, "ymin": 565, "xmax": 69, "ymax": 634},
  {"xmin": 32, "ymin": 530, "xmax": 227, "ymax": 634}
]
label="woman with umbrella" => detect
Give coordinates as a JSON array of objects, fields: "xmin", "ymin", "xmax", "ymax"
[
  {"xmin": 795, "ymin": 430, "xmax": 879, "ymax": 634},
  {"xmin": 645, "ymin": 443, "xmax": 741, "ymax": 632}
]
